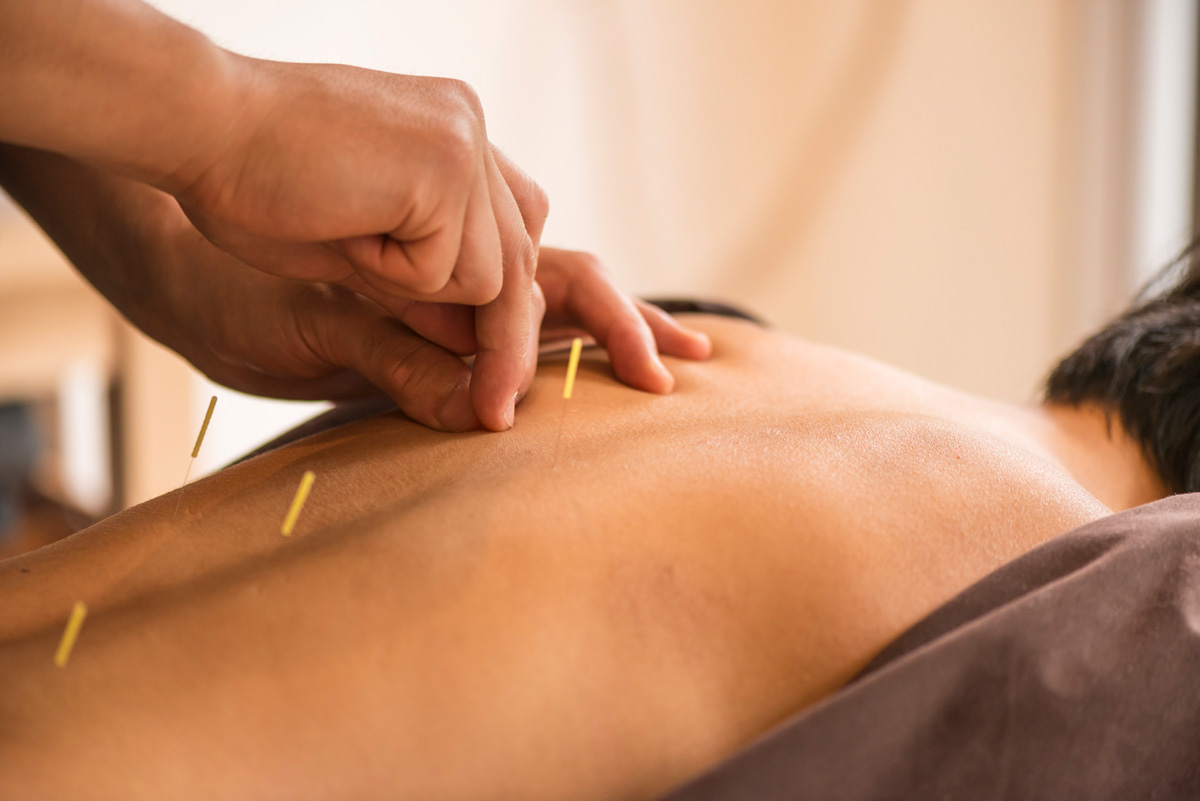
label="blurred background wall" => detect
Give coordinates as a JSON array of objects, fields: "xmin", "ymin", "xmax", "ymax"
[{"xmin": 0, "ymin": 0, "xmax": 1196, "ymax": 532}]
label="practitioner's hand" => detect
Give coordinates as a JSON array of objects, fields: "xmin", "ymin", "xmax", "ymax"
[
  {"xmin": 175, "ymin": 64, "xmax": 540, "ymax": 300},
  {"xmin": 2, "ymin": 3, "xmax": 546, "ymax": 313},
  {"xmin": 170, "ymin": 61, "xmax": 548, "ymax": 430},
  {"xmin": 1, "ymin": 141, "xmax": 705, "ymax": 433},
  {"xmin": 0, "ymin": 142, "xmax": 483, "ymax": 432},
  {"xmin": 384, "ymin": 247, "xmax": 713, "ymax": 400},
  {"xmin": 2, "ymin": 0, "xmax": 555, "ymax": 429},
  {"xmin": 534, "ymin": 247, "xmax": 713, "ymax": 392},
  {"xmin": 158, "ymin": 221, "xmax": 484, "ymax": 432},
  {"xmin": 2, "ymin": 0, "xmax": 548, "ymax": 429},
  {"xmin": 162, "ymin": 242, "xmax": 710, "ymax": 433}
]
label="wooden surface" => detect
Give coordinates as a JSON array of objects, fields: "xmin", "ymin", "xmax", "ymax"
[{"xmin": 0, "ymin": 206, "xmax": 194, "ymax": 510}]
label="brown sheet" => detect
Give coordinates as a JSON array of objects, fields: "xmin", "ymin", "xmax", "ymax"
[{"xmin": 660, "ymin": 494, "xmax": 1200, "ymax": 800}]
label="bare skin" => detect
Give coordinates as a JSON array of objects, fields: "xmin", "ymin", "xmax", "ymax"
[
  {"xmin": 0, "ymin": 314, "xmax": 1161, "ymax": 801},
  {"xmin": 0, "ymin": 143, "xmax": 709, "ymax": 433},
  {"xmin": 3, "ymin": 0, "xmax": 669, "ymax": 430}
]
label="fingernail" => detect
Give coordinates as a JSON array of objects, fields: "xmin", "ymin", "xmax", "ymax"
[
  {"xmin": 437, "ymin": 379, "xmax": 478, "ymax": 432},
  {"xmin": 652, "ymin": 353, "xmax": 670, "ymax": 378},
  {"xmin": 653, "ymin": 356, "xmax": 675, "ymax": 392},
  {"xmin": 503, "ymin": 392, "xmax": 517, "ymax": 429}
]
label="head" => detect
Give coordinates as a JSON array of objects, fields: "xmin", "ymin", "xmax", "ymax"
[{"xmin": 1045, "ymin": 241, "xmax": 1200, "ymax": 495}]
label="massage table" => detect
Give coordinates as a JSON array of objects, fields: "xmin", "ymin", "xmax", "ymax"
[
  {"xmin": 661, "ymin": 494, "xmax": 1200, "ymax": 800},
  {"xmin": 242, "ymin": 299, "xmax": 1200, "ymax": 800}
]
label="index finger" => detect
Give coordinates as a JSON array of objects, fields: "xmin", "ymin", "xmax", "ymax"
[
  {"xmin": 491, "ymin": 145, "xmax": 549, "ymax": 248},
  {"xmin": 470, "ymin": 153, "xmax": 541, "ymax": 431}
]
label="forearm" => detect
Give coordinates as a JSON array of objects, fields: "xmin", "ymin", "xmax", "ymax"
[
  {"xmin": 0, "ymin": 142, "xmax": 190, "ymax": 348},
  {"xmin": 0, "ymin": 0, "xmax": 243, "ymax": 191},
  {"xmin": 0, "ymin": 143, "xmax": 411, "ymax": 410}
]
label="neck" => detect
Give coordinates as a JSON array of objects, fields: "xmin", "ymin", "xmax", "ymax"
[{"xmin": 1023, "ymin": 402, "xmax": 1168, "ymax": 512}]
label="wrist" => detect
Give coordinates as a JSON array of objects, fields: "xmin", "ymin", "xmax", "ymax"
[
  {"xmin": 149, "ymin": 44, "xmax": 261, "ymax": 198},
  {"xmin": 159, "ymin": 49, "xmax": 280, "ymax": 219},
  {"xmin": 89, "ymin": 182, "xmax": 194, "ymax": 352},
  {"xmin": 0, "ymin": 0, "xmax": 253, "ymax": 196},
  {"xmin": 120, "ymin": 27, "xmax": 255, "ymax": 196}
]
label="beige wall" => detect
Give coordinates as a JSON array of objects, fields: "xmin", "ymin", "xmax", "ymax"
[
  {"xmin": 331, "ymin": 0, "xmax": 1129, "ymax": 401},
  {"xmin": 486, "ymin": 0, "xmax": 1126, "ymax": 402},
  {"xmin": 2, "ymin": 0, "xmax": 1146, "ymax": 506}
]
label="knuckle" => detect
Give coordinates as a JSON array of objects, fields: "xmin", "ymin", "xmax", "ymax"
[
  {"xmin": 363, "ymin": 320, "xmax": 399, "ymax": 366},
  {"xmin": 437, "ymin": 116, "xmax": 482, "ymax": 177},
  {"xmin": 384, "ymin": 338, "xmax": 439, "ymax": 399},
  {"xmin": 444, "ymin": 78, "xmax": 485, "ymax": 119},
  {"xmin": 525, "ymin": 179, "xmax": 550, "ymax": 225},
  {"xmin": 573, "ymin": 250, "xmax": 607, "ymax": 277},
  {"xmin": 531, "ymin": 281, "xmax": 547, "ymax": 318},
  {"xmin": 473, "ymin": 265, "xmax": 503, "ymax": 304},
  {"xmin": 406, "ymin": 266, "xmax": 454, "ymax": 297},
  {"xmin": 511, "ymin": 234, "xmax": 538, "ymax": 280},
  {"xmin": 452, "ymin": 269, "xmax": 501, "ymax": 307},
  {"xmin": 290, "ymin": 286, "xmax": 340, "ymax": 359},
  {"xmin": 357, "ymin": 257, "xmax": 446, "ymax": 299},
  {"xmin": 430, "ymin": 85, "xmax": 484, "ymax": 174}
]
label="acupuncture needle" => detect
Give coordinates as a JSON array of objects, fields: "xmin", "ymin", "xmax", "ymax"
[
  {"xmin": 281, "ymin": 471, "xmax": 316, "ymax": 536},
  {"xmin": 172, "ymin": 395, "xmax": 217, "ymax": 521}
]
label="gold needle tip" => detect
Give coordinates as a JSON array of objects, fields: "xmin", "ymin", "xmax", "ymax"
[
  {"xmin": 281, "ymin": 471, "xmax": 316, "ymax": 536},
  {"xmin": 54, "ymin": 601, "xmax": 87, "ymax": 668},
  {"xmin": 563, "ymin": 338, "xmax": 583, "ymax": 400},
  {"xmin": 191, "ymin": 395, "xmax": 218, "ymax": 459}
]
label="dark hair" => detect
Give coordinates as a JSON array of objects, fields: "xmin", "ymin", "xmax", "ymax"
[{"xmin": 1045, "ymin": 240, "xmax": 1200, "ymax": 494}]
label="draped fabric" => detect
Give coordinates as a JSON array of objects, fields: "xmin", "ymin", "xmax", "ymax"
[{"xmin": 661, "ymin": 494, "xmax": 1200, "ymax": 800}]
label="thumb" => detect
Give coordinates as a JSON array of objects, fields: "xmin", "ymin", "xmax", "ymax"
[{"xmin": 311, "ymin": 298, "xmax": 480, "ymax": 432}]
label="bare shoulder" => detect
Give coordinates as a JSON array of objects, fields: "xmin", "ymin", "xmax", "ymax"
[{"xmin": 777, "ymin": 411, "xmax": 1110, "ymax": 639}]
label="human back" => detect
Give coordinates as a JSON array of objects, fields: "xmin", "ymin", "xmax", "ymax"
[{"xmin": 0, "ymin": 313, "xmax": 1110, "ymax": 801}]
